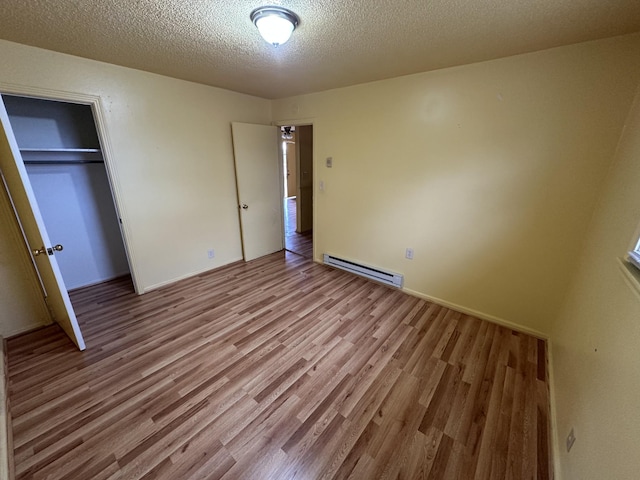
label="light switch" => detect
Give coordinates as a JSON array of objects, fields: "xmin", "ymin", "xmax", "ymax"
[{"xmin": 326, "ymin": 157, "xmax": 333, "ymax": 168}]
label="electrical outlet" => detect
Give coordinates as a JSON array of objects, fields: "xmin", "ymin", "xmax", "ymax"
[
  {"xmin": 566, "ymin": 428, "xmax": 576, "ymax": 452},
  {"xmin": 207, "ymin": 249, "xmax": 215, "ymax": 259},
  {"xmin": 405, "ymin": 248, "xmax": 414, "ymax": 260}
]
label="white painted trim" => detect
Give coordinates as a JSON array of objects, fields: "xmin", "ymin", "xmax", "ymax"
[
  {"xmin": 277, "ymin": 127, "xmax": 286, "ymax": 252},
  {"xmin": 547, "ymin": 341, "xmax": 561, "ymax": 480},
  {"xmin": 402, "ymin": 287, "xmax": 549, "ymax": 339},
  {"xmin": 0, "ymin": 82, "xmax": 142, "ymax": 295},
  {"xmin": 142, "ymin": 257, "xmax": 244, "ymax": 293},
  {"xmin": 0, "ymin": 82, "xmax": 104, "ymax": 106},
  {"xmin": 272, "ymin": 118, "xmax": 316, "ymax": 128},
  {"xmin": 90, "ymin": 97, "xmax": 141, "ymax": 295}
]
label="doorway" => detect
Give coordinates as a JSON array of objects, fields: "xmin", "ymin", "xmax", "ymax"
[
  {"xmin": 2, "ymin": 94, "xmax": 133, "ymax": 293},
  {"xmin": 0, "ymin": 91, "xmax": 136, "ymax": 349},
  {"xmin": 281, "ymin": 125, "xmax": 313, "ymax": 258}
]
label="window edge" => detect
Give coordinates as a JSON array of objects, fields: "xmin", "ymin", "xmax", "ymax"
[{"xmin": 617, "ymin": 256, "xmax": 640, "ymax": 300}]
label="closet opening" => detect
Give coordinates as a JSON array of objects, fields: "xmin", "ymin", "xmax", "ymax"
[{"xmin": 2, "ymin": 94, "xmax": 133, "ymax": 294}]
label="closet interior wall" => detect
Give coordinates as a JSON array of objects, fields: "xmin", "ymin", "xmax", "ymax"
[{"xmin": 2, "ymin": 95, "xmax": 130, "ymax": 290}]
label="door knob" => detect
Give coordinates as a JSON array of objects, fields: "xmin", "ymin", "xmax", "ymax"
[
  {"xmin": 32, "ymin": 244, "xmax": 63, "ymax": 256},
  {"xmin": 241, "ymin": 204, "xmax": 249, "ymax": 210}
]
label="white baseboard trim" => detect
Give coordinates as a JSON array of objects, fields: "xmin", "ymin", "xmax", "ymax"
[
  {"xmin": 402, "ymin": 287, "xmax": 549, "ymax": 340},
  {"xmin": 142, "ymin": 257, "xmax": 244, "ymax": 293},
  {"xmin": 0, "ymin": 338, "xmax": 14, "ymax": 480}
]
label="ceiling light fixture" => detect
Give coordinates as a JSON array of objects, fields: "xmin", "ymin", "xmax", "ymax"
[
  {"xmin": 250, "ymin": 6, "xmax": 300, "ymax": 47},
  {"xmin": 281, "ymin": 126, "xmax": 294, "ymax": 140}
]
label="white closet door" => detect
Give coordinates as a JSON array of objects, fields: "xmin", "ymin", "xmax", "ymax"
[{"xmin": 0, "ymin": 98, "xmax": 85, "ymax": 350}]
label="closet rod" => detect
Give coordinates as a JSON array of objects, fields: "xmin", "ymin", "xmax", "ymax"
[{"xmin": 24, "ymin": 160, "xmax": 105, "ymax": 165}]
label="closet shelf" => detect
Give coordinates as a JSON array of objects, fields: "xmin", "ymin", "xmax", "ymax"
[
  {"xmin": 20, "ymin": 148, "xmax": 101, "ymax": 152},
  {"xmin": 20, "ymin": 148, "xmax": 103, "ymax": 163}
]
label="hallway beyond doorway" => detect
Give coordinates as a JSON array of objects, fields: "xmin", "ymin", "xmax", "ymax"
[{"xmin": 284, "ymin": 197, "xmax": 312, "ymax": 258}]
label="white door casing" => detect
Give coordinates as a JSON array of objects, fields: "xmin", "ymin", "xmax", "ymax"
[
  {"xmin": 0, "ymin": 98, "xmax": 85, "ymax": 350},
  {"xmin": 231, "ymin": 122, "xmax": 283, "ymax": 262}
]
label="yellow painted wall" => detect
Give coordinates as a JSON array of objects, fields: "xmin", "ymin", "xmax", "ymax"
[
  {"xmin": 0, "ymin": 39, "xmax": 271, "ymax": 312},
  {"xmin": 272, "ymin": 34, "xmax": 640, "ymax": 336},
  {"xmin": 550, "ymin": 84, "xmax": 640, "ymax": 479}
]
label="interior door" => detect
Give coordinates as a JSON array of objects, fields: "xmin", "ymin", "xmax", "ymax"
[
  {"xmin": 0, "ymin": 99, "xmax": 86, "ymax": 350},
  {"xmin": 231, "ymin": 122, "xmax": 283, "ymax": 261}
]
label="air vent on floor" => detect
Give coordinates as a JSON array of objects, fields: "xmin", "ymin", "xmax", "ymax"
[{"xmin": 323, "ymin": 254, "xmax": 403, "ymax": 288}]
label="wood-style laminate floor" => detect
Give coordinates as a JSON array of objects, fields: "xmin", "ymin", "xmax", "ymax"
[
  {"xmin": 284, "ymin": 197, "xmax": 313, "ymax": 258},
  {"xmin": 7, "ymin": 252, "xmax": 551, "ymax": 479}
]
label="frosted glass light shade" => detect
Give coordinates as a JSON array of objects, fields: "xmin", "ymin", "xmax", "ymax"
[
  {"xmin": 250, "ymin": 6, "xmax": 300, "ymax": 47},
  {"xmin": 256, "ymin": 15, "xmax": 294, "ymax": 46}
]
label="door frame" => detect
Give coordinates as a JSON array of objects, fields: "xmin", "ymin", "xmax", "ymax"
[
  {"xmin": 275, "ymin": 121, "xmax": 315, "ymax": 260},
  {"xmin": 0, "ymin": 83, "xmax": 141, "ymax": 294}
]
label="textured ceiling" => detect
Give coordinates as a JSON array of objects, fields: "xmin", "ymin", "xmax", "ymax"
[{"xmin": 1, "ymin": 0, "xmax": 640, "ymax": 99}]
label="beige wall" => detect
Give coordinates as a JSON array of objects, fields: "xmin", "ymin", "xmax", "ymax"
[
  {"xmin": 0, "ymin": 39, "xmax": 271, "ymax": 311},
  {"xmin": 550, "ymin": 84, "xmax": 640, "ymax": 479},
  {"xmin": 272, "ymin": 34, "xmax": 640, "ymax": 336}
]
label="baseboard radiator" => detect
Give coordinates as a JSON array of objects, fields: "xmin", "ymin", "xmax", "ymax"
[{"xmin": 323, "ymin": 254, "xmax": 403, "ymax": 288}]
